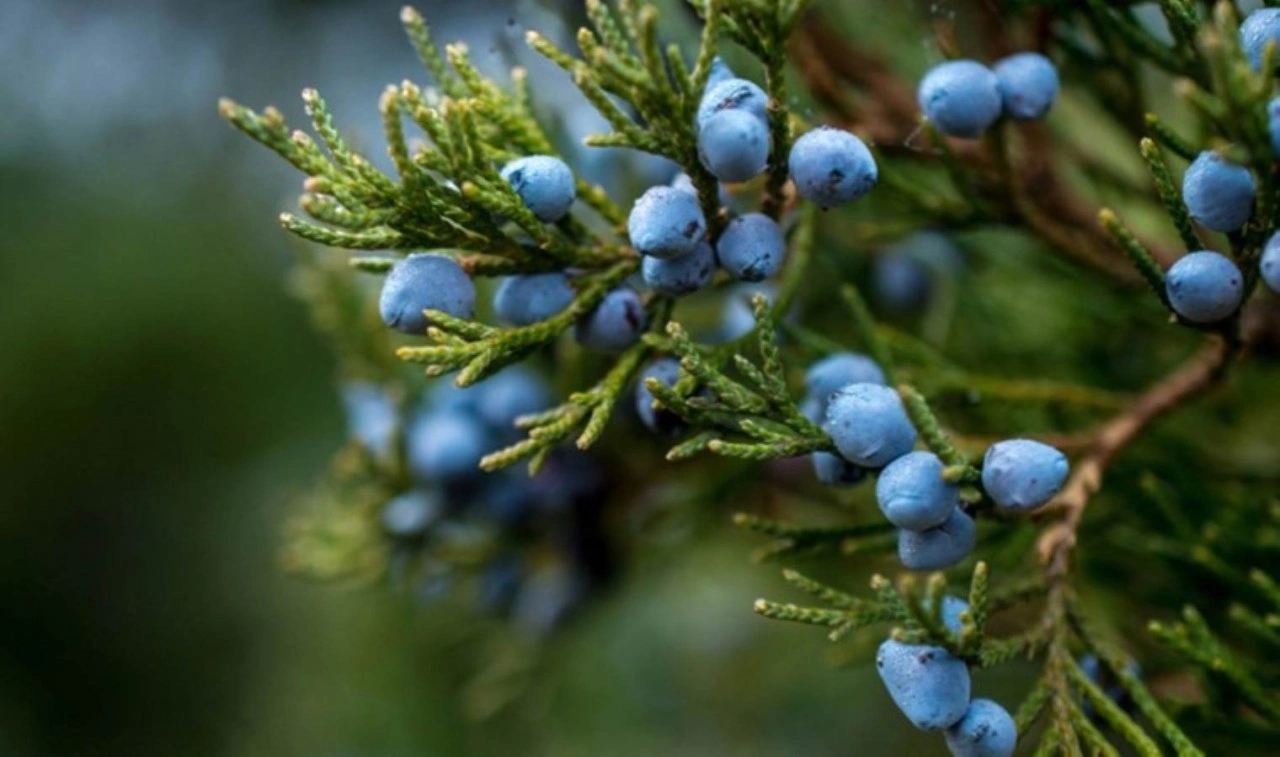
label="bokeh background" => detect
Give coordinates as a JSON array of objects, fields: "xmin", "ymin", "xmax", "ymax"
[{"xmin": 6, "ymin": 0, "xmax": 1278, "ymax": 754}]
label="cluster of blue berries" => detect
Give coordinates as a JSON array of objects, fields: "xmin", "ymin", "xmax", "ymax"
[
  {"xmin": 918, "ymin": 52, "xmax": 1058, "ymax": 138},
  {"xmin": 343, "ymin": 370, "xmax": 607, "ymax": 631},
  {"xmin": 876, "ymin": 597, "xmax": 1017, "ymax": 756},
  {"xmin": 793, "ymin": 353, "xmax": 1069, "ymax": 571}
]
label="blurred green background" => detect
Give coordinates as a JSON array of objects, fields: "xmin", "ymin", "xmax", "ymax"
[{"xmin": 0, "ymin": 0, "xmax": 1004, "ymax": 753}]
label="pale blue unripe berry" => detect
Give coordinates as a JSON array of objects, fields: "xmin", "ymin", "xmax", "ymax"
[
  {"xmin": 898, "ymin": 507, "xmax": 976, "ymax": 571},
  {"xmin": 642, "ymin": 241, "xmax": 716, "ymax": 295},
  {"xmin": 944, "ymin": 699, "xmax": 1017, "ymax": 757},
  {"xmin": 993, "ymin": 52, "xmax": 1058, "ymax": 120},
  {"xmin": 705, "ymin": 57, "xmax": 735, "ymax": 90},
  {"xmin": 918, "ymin": 60, "xmax": 1002, "ymax": 138},
  {"xmin": 635, "ymin": 358, "xmax": 682, "ymax": 434},
  {"xmin": 341, "ymin": 382, "xmax": 397, "ymax": 457},
  {"xmin": 1240, "ymin": 8, "xmax": 1280, "ymax": 71},
  {"xmin": 1261, "ymin": 232, "xmax": 1280, "ymax": 293},
  {"xmin": 805, "ymin": 352, "xmax": 886, "ymax": 403},
  {"xmin": 575, "ymin": 287, "xmax": 647, "ymax": 351},
  {"xmin": 381, "ymin": 491, "xmax": 441, "ymax": 536},
  {"xmin": 379, "ymin": 253, "xmax": 475, "ymax": 334},
  {"xmin": 500, "ymin": 155, "xmax": 576, "ymax": 222},
  {"xmin": 1182, "ymin": 151, "xmax": 1255, "ymax": 232},
  {"xmin": 1165, "ymin": 251, "xmax": 1245, "ymax": 324},
  {"xmin": 876, "ymin": 451, "xmax": 959, "ymax": 531},
  {"xmin": 494, "ymin": 272, "xmax": 575, "ymax": 326},
  {"xmin": 812, "ymin": 452, "xmax": 867, "ymax": 487},
  {"xmin": 408, "ymin": 409, "xmax": 490, "ymax": 481},
  {"xmin": 824, "ymin": 383, "xmax": 917, "ymax": 468},
  {"xmin": 1270, "ymin": 98, "xmax": 1280, "ymax": 159},
  {"xmin": 981, "ymin": 439, "xmax": 1069, "ymax": 511},
  {"xmin": 696, "ymin": 78, "xmax": 769, "ymax": 133},
  {"xmin": 698, "ymin": 109, "xmax": 770, "ymax": 182},
  {"xmin": 876, "ymin": 639, "xmax": 971, "ymax": 731},
  {"xmin": 787, "ymin": 126, "xmax": 878, "ymax": 208},
  {"xmin": 628, "ymin": 186, "xmax": 707, "ymax": 259},
  {"xmin": 716, "ymin": 213, "xmax": 786, "ymax": 282}
]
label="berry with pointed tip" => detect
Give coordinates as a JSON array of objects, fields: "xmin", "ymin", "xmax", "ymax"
[
  {"xmin": 698, "ymin": 109, "xmax": 770, "ymax": 182},
  {"xmin": 1262, "ymin": 232, "xmax": 1280, "ymax": 293},
  {"xmin": 993, "ymin": 52, "xmax": 1058, "ymax": 120},
  {"xmin": 408, "ymin": 409, "xmax": 490, "ymax": 481},
  {"xmin": 898, "ymin": 507, "xmax": 977, "ymax": 571},
  {"xmin": 1165, "ymin": 251, "xmax": 1245, "ymax": 324},
  {"xmin": 634, "ymin": 358, "xmax": 683, "ymax": 435},
  {"xmin": 642, "ymin": 241, "xmax": 716, "ymax": 295},
  {"xmin": 1240, "ymin": 8, "xmax": 1280, "ymax": 71},
  {"xmin": 876, "ymin": 451, "xmax": 959, "ymax": 531},
  {"xmin": 716, "ymin": 213, "xmax": 786, "ymax": 281},
  {"xmin": 918, "ymin": 60, "xmax": 1002, "ymax": 138},
  {"xmin": 381, "ymin": 491, "xmax": 441, "ymax": 536},
  {"xmin": 627, "ymin": 186, "xmax": 707, "ymax": 259},
  {"xmin": 575, "ymin": 287, "xmax": 647, "ymax": 351},
  {"xmin": 824, "ymin": 383, "xmax": 917, "ymax": 468},
  {"xmin": 1182, "ymin": 151, "xmax": 1256, "ymax": 232},
  {"xmin": 787, "ymin": 126, "xmax": 878, "ymax": 208},
  {"xmin": 473, "ymin": 366, "xmax": 550, "ymax": 435},
  {"xmin": 379, "ymin": 253, "xmax": 476, "ymax": 334},
  {"xmin": 705, "ymin": 56, "xmax": 735, "ymax": 89},
  {"xmin": 875, "ymin": 640, "xmax": 972, "ymax": 731},
  {"xmin": 494, "ymin": 272, "xmax": 575, "ymax": 326},
  {"xmin": 696, "ymin": 78, "xmax": 768, "ymax": 132},
  {"xmin": 500, "ymin": 155, "xmax": 575, "ymax": 222},
  {"xmin": 805, "ymin": 353, "xmax": 887, "ymax": 403},
  {"xmin": 944, "ymin": 699, "xmax": 1017, "ymax": 757},
  {"xmin": 981, "ymin": 439, "xmax": 1069, "ymax": 511},
  {"xmin": 812, "ymin": 452, "xmax": 868, "ymax": 487}
]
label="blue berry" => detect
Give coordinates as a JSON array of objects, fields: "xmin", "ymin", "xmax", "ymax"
[
  {"xmin": 1182, "ymin": 151, "xmax": 1256, "ymax": 233},
  {"xmin": 876, "ymin": 640, "xmax": 972, "ymax": 731},
  {"xmin": 716, "ymin": 213, "xmax": 786, "ymax": 282},
  {"xmin": 575, "ymin": 287, "xmax": 647, "ymax": 351},
  {"xmin": 696, "ymin": 78, "xmax": 769, "ymax": 133},
  {"xmin": 805, "ymin": 352, "xmax": 887, "ymax": 403},
  {"xmin": 494, "ymin": 272, "xmax": 575, "ymax": 326},
  {"xmin": 718, "ymin": 282, "xmax": 781, "ymax": 341},
  {"xmin": 671, "ymin": 172, "xmax": 731, "ymax": 206},
  {"xmin": 379, "ymin": 253, "xmax": 476, "ymax": 334},
  {"xmin": 427, "ymin": 377, "xmax": 478, "ymax": 414},
  {"xmin": 341, "ymin": 382, "xmax": 397, "ymax": 457},
  {"xmin": 944, "ymin": 699, "xmax": 1017, "ymax": 757},
  {"xmin": 993, "ymin": 52, "xmax": 1058, "ymax": 120},
  {"xmin": 981, "ymin": 439, "xmax": 1069, "ymax": 511},
  {"xmin": 1165, "ymin": 251, "xmax": 1245, "ymax": 324},
  {"xmin": 481, "ymin": 472, "xmax": 539, "ymax": 524},
  {"xmin": 876, "ymin": 451, "xmax": 959, "ymax": 531},
  {"xmin": 1270, "ymin": 98, "xmax": 1280, "ymax": 158},
  {"xmin": 500, "ymin": 155, "xmax": 575, "ymax": 222},
  {"xmin": 898, "ymin": 507, "xmax": 976, "ymax": 571},
  {"xmin": 698, "ymin": 109, "xmax": 770, "ymax": 182},
  {"xmin": 931, "ymin": 595, "xmax": 969, "ymax": 635},
  {"xmin": 407, "ymin": 409, "xmax": 490, "ymax": 481},
  {"xmin": 628, "ymin": 186, "xmax": 707, "ymax": 259},
  {"xmin": 918, "ymin": 60, "xmax": 1002, "ymax": 138},
  {"xmin": 787, "ymin": 127, "xmax": 878, "ymax": 208},
  {"xmin": 474, "ymin": 366, "xmax": 550, "ymax": 434},
  {"xmin": 381, "ymin": 490, "xmax": 441, "ymax": 536},
  {"xmin": 824, "ymin": 383, "xmax": 917, "ymax": 468},
  {"xmin": 811, "ymin": 452, "xmax": 867, "ymax": 486},
  {"xmin": 642, "ymin": 241, "xmax": 716, "ymax": 295},
  {"xmin": 1241, "ymin": 8, "xmax": 1280, "ymax": 71},
  {"xmin": 706, "ymin": 57, "xmax": 736, "ymax": 89},
  {"xmin": 635, "ymin": 358, "xmax": 683, "ymax": 434},
  {"xmin": 874, "ymin": 232, "xmax": 963, "ymax": 313},
  {"xmin": 1262, "ymin": 232, "xmax": 1280, "ymax": 293}
]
